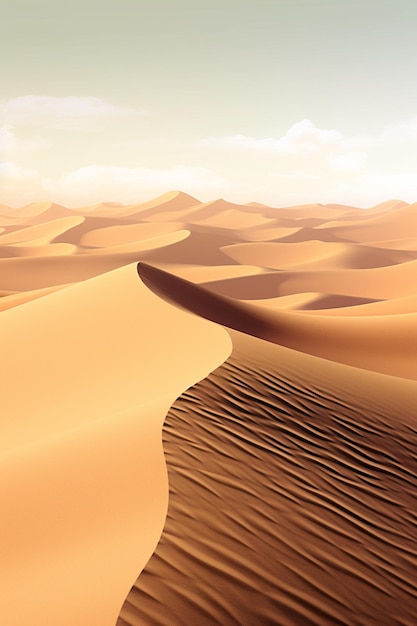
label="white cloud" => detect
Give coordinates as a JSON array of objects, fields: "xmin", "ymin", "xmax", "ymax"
[
  {"xmin": 0, "ymin": 124, "xmax": 52, "ymax": 154},
  {"xmin": 2, "ymin": 157, "xmax": 417, "ymax": 209},
  {"xmin": 198, "ymin": 117, "xmax": 417, "ymax": 204},
  {"xmin": 0, "ymin": 161, "xmax": 48, "ymax": 206},
  {"xmin": 54, "ymin": 164, "xmax": 225, "ymax": 203},
  {"xmin": 2, "ymin": 112, "xmax": 417, "ymax": 208},
  {"xmin": 0, "ymin": 162, "xmax": 226, "ymax": 207},
  {"xmin": 1, "ymin": 161, "xmax": 38, "ymax": 180},
  {"xmin": 279, "ymin": 119, "xmax": 343, "ymax": 153},
  {"xmin": 200, "ymin": 120, "xmax": 345, "ymax": 155},
  {"xmin": 377, "ymin": 117, "xmax": 417, "ymax": 145},
  {"xmin": 0, "ymin": 96, "xmax": 143, "ymax": 130},
  {"xmin": 329, "ymin": 151, "xmax": 368, "ymax": 172},
  {"xmin": 355, "ymin": 172, "xmax": 417, "ymax": 204},
  {"xmin": 200, "ymin": 117, "xmax": 417, "ymax": 165}
]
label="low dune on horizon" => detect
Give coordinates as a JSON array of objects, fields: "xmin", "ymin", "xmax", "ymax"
[{"xmin": 1, "ymin": 191, "xmax": 417, "ymax": 625}]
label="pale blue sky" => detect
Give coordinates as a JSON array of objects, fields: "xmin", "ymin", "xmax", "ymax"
[{"xmin": 2, "ymin": 0, "xmax": 417, "ymax": 206}]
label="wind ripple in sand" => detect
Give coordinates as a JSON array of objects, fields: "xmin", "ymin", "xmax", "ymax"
[{"xmin": 118, "ymin": 333, "xmax": 417, "ymax": 626}]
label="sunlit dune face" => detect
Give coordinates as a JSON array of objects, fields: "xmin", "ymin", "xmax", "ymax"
[{"xmin": 2, "ymin": 193, "xmax": 417, "ymax": 626}]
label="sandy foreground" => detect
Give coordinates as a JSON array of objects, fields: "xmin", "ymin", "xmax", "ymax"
[{"xmin": 1, "ymin": 191, "xmax": 417, "ymax": 625}]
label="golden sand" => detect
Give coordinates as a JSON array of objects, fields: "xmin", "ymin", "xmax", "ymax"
[{"xmin": 1, "ymin": 193, "xmax": 416, "ymax": 625}]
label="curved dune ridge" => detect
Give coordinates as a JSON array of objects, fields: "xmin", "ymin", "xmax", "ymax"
[
  {"xmin": 79, "ymin": 221, "xmax": 181, "ymax": 248},
  {"xmin": 0, "ymin": 215, "xmax": 85, "ymax": 245},
  {"xmin": 82, "ymin": 230, "xmax": 191, "ymax": 255},
  {"xmin": 200, "ymin": 258, "xmax": 417, "ymax": 301},
  {"xmin": 118, "ymin": 331, "xmax": 417, "ymax": 626},
  {"xmin": 137, "ymin": 262, "xmax": 417, "ymax": 380},
  {"xmin": 2, "ymin": 192, "xmax": 417, "ymax": 626},
  {"xmin": 0, "ymin": 263, "xmax": 231, "ymax": 626},
  {"xmin": 317, "ymin": 202, "xmax": 417, "ymax": 243},
  {"xmin": 221, "ymin": 240, "xmax": 417, "ymax": 270}
]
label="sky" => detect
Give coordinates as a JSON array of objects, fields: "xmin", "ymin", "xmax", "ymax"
[{"xmin": 1, "ymin": 0, "xmax": 417, "ymax": 207}]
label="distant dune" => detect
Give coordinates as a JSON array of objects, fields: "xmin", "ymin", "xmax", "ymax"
[{"xmin": 1, "ymin": 193, "xmax": 417, "ymax": 625}]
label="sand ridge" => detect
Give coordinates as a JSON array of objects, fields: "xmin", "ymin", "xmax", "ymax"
[
  {"xmin": 137, "ymin": 262, "xmax": 417, "ymax": 380},
  {"xmin": 118, "ymin": 330, "xmax": 417, "ymax": 625},
  {"xmin": 2, "ymin": 191, "xmax": 417, "ymax": 625},
  {"xmin": 0, "ymin": 262, "xmax": 231, "ymax": 626}
]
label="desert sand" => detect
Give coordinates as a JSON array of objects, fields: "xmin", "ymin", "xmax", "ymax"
[{"xmin": 1, "ymin": 192, "xmax": 417, "ymax": 625}]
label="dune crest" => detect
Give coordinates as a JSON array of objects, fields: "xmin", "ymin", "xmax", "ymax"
[
  {"xmin": 138, "ymin": 262, "xmax": 417, "ymax": 380},
  {"xmin": 0, "ymin": 263, "xmax": 231, "ymax": 626},
  {"xmin": 2, "ymin": 191, "xmax": 417, "ymax": 626},
  {"xmin": 118, "ymin": 330, "xmax": 417, "ymax": 626}
]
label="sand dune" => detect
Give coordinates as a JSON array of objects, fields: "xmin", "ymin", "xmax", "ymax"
[
  {"xmin": 73, "ymin": 202, "xmax": 128, "ymax": 217},
  {"xmin": 54, "ymin": 215, "xmax": 141, "ymax": 245},
  {"xmin": 2, "ymin": 191, "xmax": 417, "ymax": 626},
  {"xmin": 301, "ymin": 292, "xmax": 417, "ymax": 316},
  {"xmin": 0, "ymin": 252, "xmax": 146, "ymax": 291},
  {"xmin": 0, "ymin": 232, "xmax": 192, "ymax": 291},
  {"xmin": 151, "ymin": 263, "xmax": 266, "ymax": 283},
  {"xmin": 201, "ymin": 256, "xmax": 417, "ymax": 300},
  {"xmin": 117, "ymin": 190, "xmax": 199, "ymax": 219},
  {"xmin": 0, "ymin": 263, "xmax": 231, "ymax": 626},
  {"xmin": 79, "ymin": 221, "xmax": 181, "ymax": 248},
  {"xmin": 271, "ymin": 203, "xmax": 354, "ymax": 221},
  {"xmin": 0, "ymin": 215, "xmax": 84, "ymax": 245},
  {"xmin": 1, "ymin": 201, "xmax": 76, "ymax": 225},
  {"xmin": 243, "ymin": 292, "xmax": 382, "ymax": 312},
  {"xmin": 138, "ymin": 262, "xmax": 417, "ymax": 379},
  {"xmin": 0, "ymin": 242, "xmax": 77, "ymax": 258},
  {"xmin": 221, "ymin": 240, "xmax": 417, "ymax": 270},
  {"xmin": 318, "ymin": 202, "xmax": 417, "ymax": 243},
  {"xmin": 0, "ymin": 283, "xmax": 74, "ymax": 312},
  {"xmin": 235, "ymin": 224, "xmax": 302, "ymax": 242},
  {"xmin": 138, "ymin": 229, "xmax": 236, "ymax": 266},
  {"xmin": 76, "ymin": 191, "xmax": 200, "ymax": 221},
  {"xmin": 186, "ymin": 201, "xmax": 274, "ymax": 229},
  {"xmin": 364, "ymin": 198, "xmax": 408, "ymax": 214},
  {"xmin": 118, "ymin": 330, "xmax": 417, "ymax": 626},
  {"xmin": 82, "ymin": 230, "xmax": 191, "ymax": 255},
  {"xmin": 364, "ymin": 237, "xmax": 417, "ymax": 250}
]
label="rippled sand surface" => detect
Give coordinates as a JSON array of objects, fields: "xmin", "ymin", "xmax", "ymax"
[
  {"xmin": 2, "ymin": 192, "xmax": 417, "ymax": 625},
  {"xmin": 118, "ymin": 331, "xmax": 417, "ymax": 625}
]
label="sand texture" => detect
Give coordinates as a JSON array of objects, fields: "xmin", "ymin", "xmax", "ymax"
[
  {"xmin": 1, "ymin": 192, "xmax": 417, "ymax": 625},
  {"xmin": 118, "ymin": 332, "xmax": 417, "ymax": 626}
]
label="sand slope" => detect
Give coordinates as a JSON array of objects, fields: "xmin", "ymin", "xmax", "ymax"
[
  {"xmin": 2, "ymin": 191, "xmax": 417, "ymax": 626},
  {"xmin": 0, "ymin": 263, "xmax": 231, "ymax": 626},
  {"xmin": 138, "ymin": 262, "xmax": 417, "ymax": 380},
  {"xmin": 118, "ymin": 331, "xmax": 417, "ymax": 625},
  {"xmin": 221, "ymin": 240, "xmax": 417, "ymax": 270}
]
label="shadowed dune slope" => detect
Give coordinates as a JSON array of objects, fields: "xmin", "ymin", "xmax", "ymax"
[
  {"xmin": 298, "ymin": 293, "xmax": 417, "ymax": 316},
  {"xmin": 235, "ymin": 224, "xmax": 302, "ymax": 242},
  {"xmin": 2, "ymin": 193, "xmax": 417, "ymax": 626},
  {"xmin": 118, "ymin": 330, "xmax": 417, "ymax": 626},
  {"xmin": 138, "ymin": 263, "xmax": 417, "ymax": 379},
  {"xmin": 152, "ymin": 263, "xmax": 265, "ymax": 283},
  {"xmin": 201, "ymin": 257, "xmax": 417, "ymax": 300}
]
